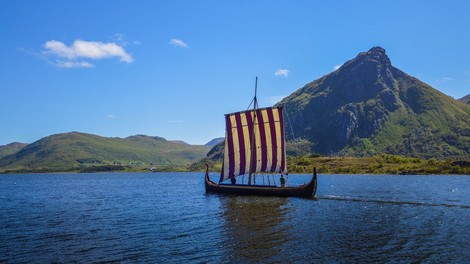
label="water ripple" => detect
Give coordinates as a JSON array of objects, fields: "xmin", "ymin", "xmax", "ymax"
[{"xmin": 320, "ymin": 195, "xmax": 470, "ymax": 209}]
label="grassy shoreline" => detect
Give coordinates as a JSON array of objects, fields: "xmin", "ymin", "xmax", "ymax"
[
  {"xmin": 195, "ymin": 154, "xmax": 470, "ymax": 175},
  {"xmin": 1, "ymin": 155, "xmax": 469, "ymax": 175},
  {"xmin": 286, "ymin": 155, "xmax": 470, "ymax": 175}
]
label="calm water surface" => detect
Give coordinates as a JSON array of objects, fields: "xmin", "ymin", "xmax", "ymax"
[{"xmin": 1, "ymin": 172, "xmax": 470, "ymax": 263}]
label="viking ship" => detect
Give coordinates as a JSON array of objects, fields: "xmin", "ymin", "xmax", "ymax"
[{"xmin": 205, "ymin": 78, "xmax": 317, "ymax": 197}]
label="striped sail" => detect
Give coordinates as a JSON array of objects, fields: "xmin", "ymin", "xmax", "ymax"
[{"xmin": 220, "ymin": 106, "xmax": 287, "ymax": 183}]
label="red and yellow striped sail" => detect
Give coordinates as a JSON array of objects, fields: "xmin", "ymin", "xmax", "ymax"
[{"xmin": 220, "ymin": 106, "xmax": 287, "ymax": 183}]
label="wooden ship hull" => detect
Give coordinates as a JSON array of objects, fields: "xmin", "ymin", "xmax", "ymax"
[{"xmin": 205, "ymin": 165, "xmax": 317, "ymax": 198}]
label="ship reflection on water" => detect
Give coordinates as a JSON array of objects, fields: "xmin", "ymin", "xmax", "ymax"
[{"xmin": 218, "ymin": 196, "xmax": 292, "ymax": 262}]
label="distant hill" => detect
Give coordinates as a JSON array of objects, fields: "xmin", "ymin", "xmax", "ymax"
[
  {"xmin": 0, "ymin": 142, "xmax": 28, "ymax": 159},
  {"xmin": 459, "ymin": 94, "xmax": 470, "ymax": 104},
  {"xmin": 0, "ymin": 132, "xmax": 211, "ymax": 172},
  {"xmin": 170, "ymin": 140, "xmax": 190, "ymax": 145},
  {"xmin": 277, "ymin": 47, "xmax": 470, "ymax": 159},
  {"xmin": 205, "ymin": 137, "xmax": 224, "ymax": 147}
]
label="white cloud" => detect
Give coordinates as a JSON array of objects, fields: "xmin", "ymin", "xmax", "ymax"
[
  {"xmin": 275, "ymin": 69, "xmax": 289, "ymax": 77},
  {"xmin": 43, "ymin": 39, "xmax": 133, "ymax": 68},
  {"xmin": 44, "ymin": 40, "xmax": 75, "ymax": 59},
  {"xmin": 106, "ymin": 114, "xmax": 116, "ymax": 119},
  {"xmin": 169, "ymin": 39, "xmax": 189, "ymax": 48},
  {"xmin": 53, "ymin": 60, "xmax": 94, "ymax": 68},
  {"xmin": 333, "ymin": 64, "xmax": 342, "ymax": 71}
]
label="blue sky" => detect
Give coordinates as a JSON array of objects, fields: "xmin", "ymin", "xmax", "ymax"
[{"xmin": 1, "ymin": 0, "xmax": 469, "ymax": 146}]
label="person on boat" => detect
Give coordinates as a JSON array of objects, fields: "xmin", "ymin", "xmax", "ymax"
[
  {"xmin": 230, "ymin": 175, "xmax": 236, "ymax": 185},
  {"xmin": 280, "ymin": 174, "xmax": 286, "ymax": 187}
]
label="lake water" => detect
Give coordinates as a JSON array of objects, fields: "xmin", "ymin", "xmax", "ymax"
[{"xmin": 1, "ymin": 172, "xmax": 470, "ymax": 263}]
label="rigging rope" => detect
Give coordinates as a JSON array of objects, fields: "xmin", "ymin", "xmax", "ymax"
[{"xmin": 283, "ymin": 105, "xmax": 300, "ymax": 158}]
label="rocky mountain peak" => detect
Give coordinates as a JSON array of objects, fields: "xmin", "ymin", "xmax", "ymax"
[
  {"xmin": 331, "ymin": 46, "xmax": 402, "ymax": 104},
  {"xmin": 360, "ymin": 46, "xmax": 390, "ymax": 65},
  {"xmin": 341, "ymin": 46, "xmax": 396, "ymax": 78},
  {"xmin": 340, "ymin": 46, "xmax": 390, "ymax": 68}
]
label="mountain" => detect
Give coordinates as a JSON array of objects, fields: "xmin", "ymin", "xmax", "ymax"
[
  {"xmin": 0, "ymin": 132, "xmax": 211, "ymax": 172},
  {"xmin": 170, "ymin": 140, "xmax": 190, "ymax": 145},
  {"xmin": 0, "ymin": 142, "xmax": 28, "ymax": 159},
  {"xmin": 205, "ymin": 137, "xmax": 224, "ymax": 147},
  {"xmin": 459, "ymin": 94, "xmax": 470, "ymax": 104},
  {"xmin": 277, "ymin": 47, "xmax": 470, "ymax": 159}
]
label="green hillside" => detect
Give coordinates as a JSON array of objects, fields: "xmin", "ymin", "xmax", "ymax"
[
  {"xmin": 0, "ymin": 143, "xmax": 28, "ymax": 159},
  {"xmin": 0, "ymin": 132, "xmax": 210, "ymax": 173}
]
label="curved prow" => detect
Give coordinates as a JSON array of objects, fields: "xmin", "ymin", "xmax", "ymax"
[
  {"xmin": 204, "ymin": 163, "xmax": 217, "ymax": 191},
  {"xmin": 296, "ymin": 166, "xmax": 318, "ymax": 197},
  {"xmin": 311, "ymin": 167, "xmax": 318, "ymax": 197}
]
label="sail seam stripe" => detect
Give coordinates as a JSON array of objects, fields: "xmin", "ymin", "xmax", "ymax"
[
  {"xmin": 257, "ymin": 109, "xmax": 268, "ymax": 172},
  {"xmin": 268, "ymin": 108, "xmax": 278, "ymax": 172},
  {"xmin": 275, "ymin": 108, "xmax": 283, "ymax": 172},
  {"xmin": 247, "ymin": 111, "xmax": 255, "ymax": 174},
  {"xmin": 226, "ymin": 115, "xmax": 235, "ymax": 181},
  {"xmin": 235, "ymin": 113, "xmax": 246, "ymax": 176},
  {"xmin": 279, "ymin": 107, "xmax": 286, "ymax": 173}
]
